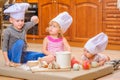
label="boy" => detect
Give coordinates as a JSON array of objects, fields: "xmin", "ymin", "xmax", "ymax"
[{"xmin": 2, "ymin": 3, "xmax": 45, "ymax": 67}]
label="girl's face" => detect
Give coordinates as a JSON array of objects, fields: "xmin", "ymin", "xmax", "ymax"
[
  {"xmin": 48, "ymin": 21, "xmax": 61, "ymax": 36},
  {"xmin": 83, "ymin": 48, "xmax": 94, "ymax": 59},
  {"xmin": 10, "ymin": 17, "xmax": 25, "ymax": 30}
]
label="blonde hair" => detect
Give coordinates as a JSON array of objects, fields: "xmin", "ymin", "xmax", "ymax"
[{"xmin": 46, "ymin": 21, "xmax": 63, "ymax": 38}]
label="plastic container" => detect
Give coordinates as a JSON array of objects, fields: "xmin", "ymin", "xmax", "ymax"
[{"xmin": 56, "ymin": 51, "xmax": 71, "ymax": 69}]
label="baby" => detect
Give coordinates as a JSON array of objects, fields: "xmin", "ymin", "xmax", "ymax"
[{"xmin": 80, "ymin": 32, "xmax": 110, "ymax": 66}]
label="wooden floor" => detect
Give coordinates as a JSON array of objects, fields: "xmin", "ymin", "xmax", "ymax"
[
  {"xmin": 97, "ymin": 69, "xmax": 120, "ymax": 80},
  {"xmin": 0, "ymin": 43, "xmax": 120, "ymax": 80},
  {"xmin": 0, "ymin": 69, "xmax": 119, "ymax": 80}
]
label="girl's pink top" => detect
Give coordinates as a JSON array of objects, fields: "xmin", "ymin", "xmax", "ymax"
[{"xmin": 47, "ymin": 36, "xmax": 64, "ymax": 56}]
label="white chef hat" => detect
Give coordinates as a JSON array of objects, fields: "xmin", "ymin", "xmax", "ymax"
[
  {"xmin": 84, "ymin": 32, "xmax": 108, "ymax": 54},
  {"xmin": 4, "ymin": 3, "xmax": 30, "ymax": 19},
  {"xmin": 51, "ymin": 11, "xmax": 73, "ymax": 33}
]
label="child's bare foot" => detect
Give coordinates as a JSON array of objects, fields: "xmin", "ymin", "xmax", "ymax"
[
  {"xmin": 27, "ymin": 60, "xmax": 39, "ymax": 67},
  {"xmin": 9, "ymin": 62, "xmax": 21, "ymax": 67}
]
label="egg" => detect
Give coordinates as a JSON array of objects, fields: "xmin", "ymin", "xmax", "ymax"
[
  {"xmin": 91, "ymin": 61, "xmax": 98, "ymax": 68},
  {"xmin": 73, "ymin": 63, "xmax": 80, "ymax": 71}
]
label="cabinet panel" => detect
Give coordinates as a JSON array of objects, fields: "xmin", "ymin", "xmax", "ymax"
[{"xmin": 71, "ymin": 0, "xmax": 102, "ymax": 42}]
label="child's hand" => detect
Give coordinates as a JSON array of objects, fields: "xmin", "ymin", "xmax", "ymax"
[{"xmin": 31, "ymin": 16, "xmax": 39, "ymax": 24}]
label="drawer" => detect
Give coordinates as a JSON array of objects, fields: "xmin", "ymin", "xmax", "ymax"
[
  {"xmin": 108, "ymin": 36, "xmax": 120, "ymax": 45},
  {"xmin": 103, "ymin": 23, "xmax": 120, "ymax": 32},
  {"xmin": 103, "ymin": 0, "xmax": 118, "ymax": 10},
  {"xmin": 105, "ymin": 28, "xmax": 120, "ymax": 33},
  {"xmin": 107, "ymin": 33, "xmax": 120, "ymax": 44},
  {"xmin": 108, "ymin": 39, "xmax": 120, "ymax": 45},
  {"xmin": 103, "ymin": 10, "xmax": 120, "ymax": 21},
  {"xmin": 107, "ymin": 33, "xmax": 120, "ymax": 37},
  {"xmin": 105, "ymin": 24, "xmax": 120, "ymax": 29}
]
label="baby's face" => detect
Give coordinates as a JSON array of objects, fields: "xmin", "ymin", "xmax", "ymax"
[
  {"xmin": 10, "ymin": 17, "xmax": 25, "ymax": 30},
  {"xmin": 83, "ymin": 48, "xmax": 94, "ymax": 58}
]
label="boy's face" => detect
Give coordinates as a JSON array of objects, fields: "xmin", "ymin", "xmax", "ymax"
[
  {"xmin": 9, "ymin": 17, "xmax": 25, "ymax": 30},
  {"xmin": 83, "ymin": 48, "xmax": 94, "ymax": 58}
]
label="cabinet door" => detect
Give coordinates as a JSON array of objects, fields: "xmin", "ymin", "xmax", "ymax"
[
  {"xmin": 38, "ymin": 0, "xmax": 72, "ymax": 39},
  {"xmin": 38, "ymin": 0, "xmax": 55, "ymax": 38},
  {"xmin": 71, "ymin": 0, "xmax": 102, "ymax": 42}
]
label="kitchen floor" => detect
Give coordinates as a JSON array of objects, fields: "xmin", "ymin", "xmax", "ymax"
[{"xmin": 0, "ymin": 43, "xmax": 120, "ymax": 80}]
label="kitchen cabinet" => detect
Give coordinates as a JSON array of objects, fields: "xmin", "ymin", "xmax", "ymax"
[
  {"xmin": 15, "ymin": 0, "xmax": 120, "ymax": 50},
  {"xmin": 71, "ymin": 0, "xmax": 102, "ymax": 42},
  {"xmin": 38, "ymin": 0, "xmax": 102, "ymax": 41},
  {"xmin": 103, "ymin": 0, "xmax": 120, "ymax": 48}
]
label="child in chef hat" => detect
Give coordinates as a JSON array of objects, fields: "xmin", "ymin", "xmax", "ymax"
[
  {"xmin": 80, "ymin": 32, "xmax": 110, "ymax": 66},
  {"xmin": 2, "ymin": 3, "xmax": 45, "ymax": 67},
  {"xmin": 39, "ymin": 11, "xmax": 73, "ymax": 63}
]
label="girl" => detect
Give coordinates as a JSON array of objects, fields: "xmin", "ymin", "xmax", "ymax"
[{"xmin": 39, "ymin": 12, "xmax": 73, "ymax": 63}]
